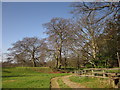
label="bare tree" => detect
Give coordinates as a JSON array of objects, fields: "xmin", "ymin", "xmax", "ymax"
[
  {"xmin": 43, "ymin": 17, "xmax": 72, "ymax": 69},
  {"xmin": 8, "ymin": 37, "xmax": 47, "ymax": 67},
  {"xmin": 70, "ymin": 2, "xmax": 120, "ymax": 67},
  {"xmin": 69, "ymin": 13, "xmax": 105, "ymax": 67}
]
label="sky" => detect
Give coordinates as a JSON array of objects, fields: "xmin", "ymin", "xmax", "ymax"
[{"xmin": 2, "ymin": 2, "xmax": 73, "ymax": 53}]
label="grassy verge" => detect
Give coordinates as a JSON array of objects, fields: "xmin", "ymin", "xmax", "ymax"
[
  {"xmin": 105, "ymin": 69, "xmax": 120, "ymax": 73},
  {"xmin": 69, "ymin": 76, "xmax": 113, "ymax": 88},
  {"xmin": 57, "ymin": 78, "xmax": 70, "ymax": 88},
  {"xmin": 2, "ymin": 67, "xmax": 71, "ymax": 88}
]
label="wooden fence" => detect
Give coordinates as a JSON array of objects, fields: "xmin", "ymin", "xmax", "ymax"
[{"xmin": 74, "ymin": 68, "xmax": 120, "ymax": 88}]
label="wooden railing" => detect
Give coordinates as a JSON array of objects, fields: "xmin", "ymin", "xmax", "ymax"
[{"xmin": 74, "ymin": 68, "xmax": 120, "ymax": 88}]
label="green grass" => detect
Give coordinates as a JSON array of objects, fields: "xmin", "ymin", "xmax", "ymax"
[
  {"xmin": 69, "ymin": 76, "xmax": 113, "ymax": 88},
  {"xmin": 57, "ymin": 78, "xmax": 70, "ymax": 88},
  {"xmin": 2, "ymin": 67, "xmax": 71, "ymax": 88},
  {"xmin": 105, "ymin": 69, "xmax": 120, "ymax": 73}
]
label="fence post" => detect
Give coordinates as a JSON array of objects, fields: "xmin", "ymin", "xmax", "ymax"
[
  {"xmin": 91, "ymin": 70, "xmax": 94, "ymax": 76},
  {"xmin": 84, "ymin": 70, "xmax": 86, "ymax": 76},
  {"xmin": 118, "ymin": 80, "xmax": 120, "ymax": 88},
  {"xmin": 103, "ymin": 70, "xmax": 105, "ymax": 77}
]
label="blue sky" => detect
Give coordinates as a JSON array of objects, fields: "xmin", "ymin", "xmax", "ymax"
[{"xmin": 2, "ymin": 2, "xmax": 73, "ymax": 53}]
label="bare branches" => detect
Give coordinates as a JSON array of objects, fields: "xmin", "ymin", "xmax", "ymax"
[
  {"xmin": 7, "ymin": 37, "xmax": 48, "ymax": 67},
  {"xmin": 71, "ymin": 2, "xmax": 120, "ymax": 23}
]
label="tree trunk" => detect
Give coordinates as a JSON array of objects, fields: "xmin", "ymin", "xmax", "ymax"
[
  {"xmin": 32, "ymin": 59, "xmax": 36, "ymax": 67},
  {"xmin": 56, "ymin": 57, "xmax": 59, "ymax": 69},
  {"xmin": 59, "ymin": 47, "xmax": 62, "ymax": 69},
  {"xmin": 58, "ymin": 64, "xmax": 62, "ymax": 69},
  {"xmin": 64, "ymin": 57, "xmax": 67, "ymax": 69},
  {"xmin": 32, "ymin": 52, "xmax": 36, "ymax": 67},
  {"xmin": 91, "ymin": 39, "xmax": 96, "ymax": 59},
  {"xmin": 117, "ymin": 52, "xmax": 120, "ymax": 67},
  {"xmin": 91, "ymin": 37, "xmax": 97, "ymax": 68},
  {"xmin": 77, "ymin": 55, "xmax": 80, "ymax": 69}
]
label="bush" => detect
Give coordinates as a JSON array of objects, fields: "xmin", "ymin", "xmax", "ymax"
[{"xmin": 85, "ymin": 64, "xmax": 93, "ymax": 68}]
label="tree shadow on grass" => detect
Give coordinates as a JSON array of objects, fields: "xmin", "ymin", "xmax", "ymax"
[
  {"xmin": 2, "ymin": 70, "xmax": 11, "ymax": 73},
  {"xmin": 2, "ymin": 75, "xmax": 38, "ymax": 78},
  {"xmin": 61, "ymin": 68, "xmax": 78, "ymax": 71}
]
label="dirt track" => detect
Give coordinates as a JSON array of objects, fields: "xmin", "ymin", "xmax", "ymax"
[
  {"xmin": 51, "ymin": 74, "xmax": 86, "ymax": 88},
  {"xmin": 61, "ymin": 75, "xmax": 86, "ymax": 88},
  {"xmin": 51, "ymin": 77, "xmax": 60, "ymax": 88}
]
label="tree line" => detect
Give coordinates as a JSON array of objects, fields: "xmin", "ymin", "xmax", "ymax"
[{"xmin": 3, "ymin": 2, "xmax": 120, "ymax": 68}]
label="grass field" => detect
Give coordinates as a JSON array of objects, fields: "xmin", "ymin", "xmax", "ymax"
[
  {"xmin": 2, "ymin": 67, "xmax": 70, "ymax": 88},
  {"xmin": 69, "ymin": 76, "xmax": 113, "ymax": 88}
]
